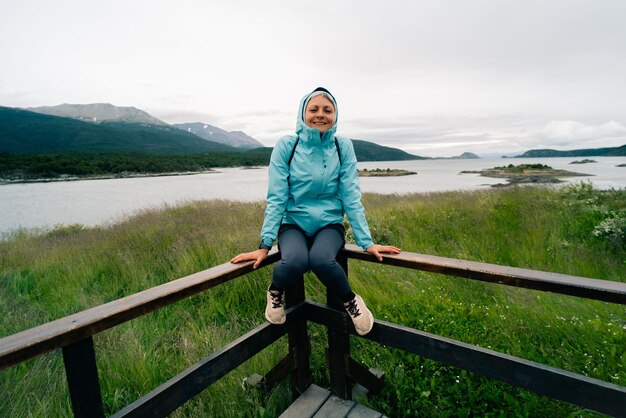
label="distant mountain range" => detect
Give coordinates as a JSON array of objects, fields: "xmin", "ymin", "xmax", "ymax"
[
  {"xmin": 28, "ymin": 103, "xmax": 167, "ymax": 126},
  {"xmin": 351, "ymin": 139, "xmax": 427, "ymax": 161},
  {"xmin": 173, "ymin": 122, "xmax": 263, "ymax": 149},
  {"xmin": 4, "ymin": 104, "xmax": 624, "ymax": 161},
  {"xmin": 0, "ymin": 105, "xmax": 428, "ymax": 161},
  {"xmin": 0, "ymin": 106, "xmax": 235, "ymax": 154},
  {"xmin": 26, "ymin": 103, "xmax": 262, "ymax": 149},
  {"xmin": 512, "ymin": 145, "xmax": 626, "ymax": 158},
  {"xmin": 437, "ymin": 152, "xmax": 480, "ymax": 160}
]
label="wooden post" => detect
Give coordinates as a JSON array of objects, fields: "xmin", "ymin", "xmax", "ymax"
[
  {"xmin": 62, "ymin": 336, "xmax": 105, "ymax": 418},
  {"xmin": 285, "ymin": 274, "xmax": 311, "ymax": 396},
  {"xmin": 327, "ymin": 253, "xmax": 351, "ymax": 399}
]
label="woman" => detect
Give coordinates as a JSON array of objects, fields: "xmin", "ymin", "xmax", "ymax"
[{"xmin": 231, "ymin": 87, "xmax": 400, "ymax": 336}]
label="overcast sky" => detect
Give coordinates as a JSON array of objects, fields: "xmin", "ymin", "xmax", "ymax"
[{"xmin": 2, "ymin": 0, "xmax": 625, "ymax": 157}]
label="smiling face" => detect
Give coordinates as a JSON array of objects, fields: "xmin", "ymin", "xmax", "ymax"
[{"xmin": 304, "ymin": 94, "xmax": 336, "ymax": 132}]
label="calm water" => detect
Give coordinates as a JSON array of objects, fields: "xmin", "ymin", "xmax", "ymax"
[{"xmin": 1, "ymin": 157, "xmax": 624, "ymax": 237}]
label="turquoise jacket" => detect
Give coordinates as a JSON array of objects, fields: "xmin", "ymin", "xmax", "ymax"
[{"xmin": 260, "ymin": 90, "xmax": 374, "ymax": 250}]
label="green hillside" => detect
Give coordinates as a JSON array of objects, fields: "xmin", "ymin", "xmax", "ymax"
[
  {"xmin": 352, "ymin": 139, "xmax": 426, "ymax": 161},
  {"xmin": 0, "ymin": 107, "xmax": 236, "ymax": 154},
  {"xmin": 0, "ymin": 107, "xmax": 423, "ymax": 163},
  {"xmin": 514, "ymin": 144, "xmax": 626, "ymax": 158}
]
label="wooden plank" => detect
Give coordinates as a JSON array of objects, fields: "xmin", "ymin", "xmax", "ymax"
[
  {"xmin": 62, "ymin": 336, "xmax": 105, "ymax": 418},
  {"xmin": 286, "ymin": 276, "xmax": 311, "ymax": 395},
  {"xmin": 279, "ymin": 384, "xmax": 331, "ymax": 418},
  {"xmin": 306, "ymin": 302, "xmax": 626, "ymax": 418},
  {"xmin": 346, "ymin": 403, "xmax": 382, "ymax": 418},
  {"xmin": 327, "ymin": 253, "xmax": 351, "ymax": 399},
  {"xmin": 341, "ymin": 244, "xmax": 626, "ymax": 304},
  {"xmin": 0, "ymin": 248, "xmax": 281, "ymax": 370},
  {"xmin": 111, "ymin": 303, "xmax": 304, "ymax": 418},
  {"xmin": 313, "ymin": 395, "xmax": 355, "ymax": 417}
]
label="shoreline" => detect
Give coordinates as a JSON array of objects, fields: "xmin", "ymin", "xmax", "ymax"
[{"xmin": 0, "ymin": 169, "xmax": 220, "ymax": 185}]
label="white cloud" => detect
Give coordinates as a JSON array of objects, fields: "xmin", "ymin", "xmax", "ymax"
[
  {"xmin": 542, "ymin": 120, "xmax": 626, "ymax": 142},
  {"xmin": 523, "ymin": 120, "xmax": 626, "ymax": 149},
  {"xmin": 2, "ymin": 1, "xmax": 626, "ymax": 157}
]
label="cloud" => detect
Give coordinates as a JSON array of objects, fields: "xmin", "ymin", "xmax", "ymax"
[
  {"xmin": 525, "ymin": 120, "xmax": 626, "ymax": 149},
  {"xmin": 542, "ymin": 120, "xmax": 626, "ymax": 142}
]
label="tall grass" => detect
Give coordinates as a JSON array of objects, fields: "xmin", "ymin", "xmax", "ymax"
[{"xmin": 1, "ymin": 183, "xmax": 624, "ymax": 417}]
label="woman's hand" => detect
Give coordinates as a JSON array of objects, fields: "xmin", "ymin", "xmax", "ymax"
[
  {"xmin": 366, "ymin": 244, "xmax": 401, "ymax": 262},
  {"xmin": 230, "ymin": 248, "xmax": 270, "ymax": 269}
]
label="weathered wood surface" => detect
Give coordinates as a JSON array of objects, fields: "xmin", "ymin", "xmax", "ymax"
[
  {"xmin": 307, "ymin": 301, "xmax": 626, "ymax": 418},
  {"xmin": 341, "ymin": 244, "xmax": 626, "ymax": 304},
  {"xmin": 315, "ymin": 395, "xmax": 356, "ymax": 417},
  {"xmin": 0, "ymin": 248, "xmax": 280, "ymax": 369},
  {"xmin": 4, "ymin": 244, "xmax": 624, "ymax": 370},
  {"xmin": 279, "ymin": 384, "xmax": 383, "ymax": 418},
  {"xmin": 279, "ymin": 384, "xmax": 330, "ymax": 418},
  {"xmin": 346, "ymin": 403, "xmax": 385, "ymax": 418}
]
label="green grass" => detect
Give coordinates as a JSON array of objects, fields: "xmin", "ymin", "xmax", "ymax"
[{"xmin": 1, "ymin": 183, "xmax": 625, "ymax": 417}]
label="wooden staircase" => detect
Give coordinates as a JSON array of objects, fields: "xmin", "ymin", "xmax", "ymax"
[{"xmin": 279, "ymin": 384, "xmax": 386, "ymax": 418}]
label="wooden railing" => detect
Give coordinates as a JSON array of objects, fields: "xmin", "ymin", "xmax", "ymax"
[{"xmin": 1, "ymin": 244, "xmax": 625, "ymax": 417}]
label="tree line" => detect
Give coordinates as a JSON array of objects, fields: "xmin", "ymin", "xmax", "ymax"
[{"xmin": 0, "ymin": 151, "xmax": 272, "ymax": 180}]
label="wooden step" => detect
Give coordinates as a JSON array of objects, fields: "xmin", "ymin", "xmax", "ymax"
[{"xmin": 279, "ymin": 384, "xmax": 385, "ymax": 418}]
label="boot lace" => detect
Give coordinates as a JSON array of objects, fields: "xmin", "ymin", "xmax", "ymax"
[
  {"xmin": 344, "ymin": 298, "xmax": 361, "ymax": 318},
  {"xmin": 269, "ymin": 291, "xmax": 283, "ymax": 309}
]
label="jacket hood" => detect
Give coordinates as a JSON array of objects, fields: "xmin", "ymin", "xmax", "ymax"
[{"xmin": 295, "ymin": 87, "xmax": 338, "ymax": 143}]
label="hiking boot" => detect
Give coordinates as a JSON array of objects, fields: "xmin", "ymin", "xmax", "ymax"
[
  {"xmin": 265, "ymin": 288, "xmax": 286, "ymax": 325},
  {"xmin": 344, "ymin": 294, "xmax": 374, "ymax": 336}
]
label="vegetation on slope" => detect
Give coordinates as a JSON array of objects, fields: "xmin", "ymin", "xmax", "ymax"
[
  {"xmin": 0, "ymin": 140, "xmax": 422, "ymax": 182},
  {"xmin": 513, "ymin": 144, "xmax": 626, "ymax": 158},
  {"xmin": 0, "ymin": 183, "xmax": 624, "ymax": 417},
  {"xmin": 0, "ymin": 106, "xmax": 236, "ymax": 154},
  {"xmin": 0, "ymin": 150, "xmax": 272, "ymax": 181}
]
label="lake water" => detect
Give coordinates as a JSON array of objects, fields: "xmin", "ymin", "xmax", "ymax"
[{"xmin": 1, "ymin": 157, "xmax": 624, "ymax": 237}]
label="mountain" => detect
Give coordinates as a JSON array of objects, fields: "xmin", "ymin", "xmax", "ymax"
[
  {"xmin": 351, "ymin": 139, "xmax": 426, "ymax": 161},
  {"xmin": 0, "ymin": 106, "xmax": 236, "ymax": 154},
  {"xmin": 513, "ymin": 145, "xmax": 626, "ymax": 158},
  {"xmin": 27, "ymin": 103, "xmax": 167, "ymax": 126},
  {"xmin": 173, "ymin": 122, "xmax": 264, "ymax": 149},
  {"xmin": 408, "ymin": 151, "xmax": 479, "ymax": 160},
  {"xmin": 0, "ymin": 105, "xmax": 427, "ymax": 160},
  {"xmin": 27, "ymin": 104, "xmax": 266, "ymax": 149},
  {"xmin": 449, "ymin": 152, "xmax": 480, "ymax": 159}
]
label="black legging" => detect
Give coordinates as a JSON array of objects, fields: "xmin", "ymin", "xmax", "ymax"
[{"xmin": 272, "ymin": 224, "xmax": 352, "ymax": 298}]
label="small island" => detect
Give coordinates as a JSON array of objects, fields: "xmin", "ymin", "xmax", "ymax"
[
  {"xmin": 358, "ymin": 168, "xmax": 417, "ymax": 177},
  {"xmin": 460, "ymin": 164, "xmax": 590, "ymax": 187},
  {"xmin": 570, "ymin": 159, "xmax": 597, "ymax": 164}
]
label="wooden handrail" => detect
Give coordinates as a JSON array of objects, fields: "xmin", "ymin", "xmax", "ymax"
[
  {"xmin": 0, "ymin": 249, "xmax": 281, "ymax": 370},
  {"xmin": 3, "ymin": 245, "xmax": 625, "ymax": 370},
  {"xmin": 306, "ymin": 301, "xmax": 626, "ymax": 417},
  {"xmin": 341, "ymin": 244, "xmax": 626, "ymax": 304}
]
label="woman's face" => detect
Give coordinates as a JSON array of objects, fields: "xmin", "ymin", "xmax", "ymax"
[{"xmin": 305, "ymin": 94, "xmax": 336, "ymax": 132}]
